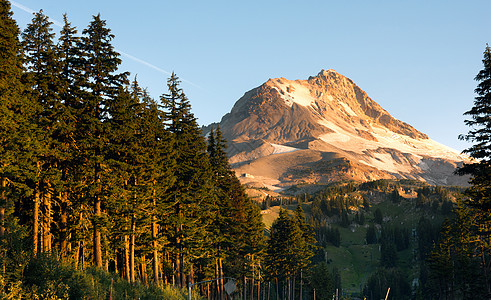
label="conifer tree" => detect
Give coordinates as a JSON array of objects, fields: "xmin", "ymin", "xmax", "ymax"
[
  {"xmin": 207, "ymin": 126, "xmax": 265, "ymax": 297},
  {"xmin": 458, "ymin": 45, "xmax": 491, "ymax": 205},
  {"xmin": 0, "ymin": 0, "xmax": 28, "ymax": 277},
  {"xmin": 0, "ymin": 0, "xmax": 23, "ymax": 235},
  {"xmin": 105, "ymin": 80, "xmax": 145, "ymax": 281},
  {"xmin": 426, "ymin": 202, "xmax": 486, "ymax": 299},
  {"xmin": 265, "ymin": 209, "xmax": 304, "ymax": 299},
  {"xmin": 139, "ymin": 92, "xmax": 176, "ymax": 285},
  {"xmin": 456, "ymin": 44, "xmax": 491, "ymax": 294},
  {"xmin": 160, "ymin": 73, "xmax": 213, "ymax": 287},
  {"xmin": 54, "ymin": 14, "xmax": 82, "ymax": 259},
  {"xmin": 76, "ymin": 14, "xmax": 128, "ymax": 267},
  {"xmin": 21, "ymin": 9, "xmax": 60, "ymax": 255},
  {"xmin": 457, "ymin": 45, "xmax": 491, "ymax": 223},
  {"xmin": 294, "ymin": 204, "xmax": 316, "ymax": 300}
]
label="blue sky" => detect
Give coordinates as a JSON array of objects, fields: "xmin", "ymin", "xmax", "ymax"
[{"xmin": 8, "ymin": 0, "xmax": 491, "ymax": 152}]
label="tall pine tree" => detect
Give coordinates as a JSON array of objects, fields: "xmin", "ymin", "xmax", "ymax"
[
  {"xmin": 0, "ymin": 0, "xmax": 29, "ymax": 280},
  {"xmin": 0, "ymin": 0, "xmax": 24, "ymax": 239},
  {"xmin": 160, "ymin": 73, "xmax": 213, "ymax": 287},
  {"xmin": 76, "ymin": 14, "xmax": 128, "ymax": 267},
  {"xmin": 458, "ymin": 44, "xmax": 491, "ymax": 213},
  {"xmin": 21, "ymin": 9, "xmax": 60, "ymax": 255},
  {"xmin": 207, "ymin": 126, "xmax": 265, "ymax": 299},
  {"xmin": 54, "ymin": 14, "xmax": 82, "ymax": 260},
  {"xmin": 455, "ymin": 44, "xmax": 491, "ymax": 296}
]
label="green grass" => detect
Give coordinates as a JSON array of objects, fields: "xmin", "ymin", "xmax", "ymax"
[{"xmin": 325, "ymin": 224, "xmax": 380, "ymax": 294}]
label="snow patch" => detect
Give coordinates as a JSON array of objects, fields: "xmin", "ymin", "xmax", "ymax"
[
  {"xmin": 338, "ymin": 100, "xmax": 357, "ymax": 116},
  {"xmin": 271, "ymin": 79, "xmax": 315, "ymax": 107},
  {"xmin": 270, "ymin": 143, "xmax": 300, "ymax": 155}
]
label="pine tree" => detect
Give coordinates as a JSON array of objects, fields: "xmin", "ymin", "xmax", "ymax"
[
  {"xmin": 309, "ymin": 262, "xmax": 333, "ymax": 300},
  {"xmin": 458, "ymin": 45, "xmax": 491, "ymax": 206},
  {"xmin": 0, "ymin": 0, "xmax": 24, "ymax": 236},
  {"xmin": 456, "ymin": 44, "xmax": 491, "ymax": 295},
  {"xmin": 457, "ymin": 45, "xmax": 491, "ymax": 211},
  {"xmin": 21, "ymin": 9, "xmax": 60, "ymax": 255},
  {"xmin": 426, "ymin": 201, "xmax": 487, "ymax": 299},
  {"xmin": 294, "ymin": 204, "xmax": 316, "ymax": 300},
  {"xmin": 265, "ymin": 209, "xmax": 305, "ymax": 299},
  {"xmin": 76, "ymin": 14, "xmax": 128, "ymax": 268},
  {"xmin": 139, "ymin": 92, "xmax": 176, "ymax": 285},
  {"xmin": 54, "ymin": 14, "xmax": 82, "ymax": 260},
  {"xmin": 0, "ymin": 0, "xmax": 29, "ymax": 279},
  {"xmin": 206, "ymin": 125, "xmax": 265, "ymax": 298},
  {"xmin": 105, "ymin": 80, "xmax": 145, "ymax": 281},
  {"xmin": 160, "ymin": 73, "xmax": 213, "ymax": 287}
]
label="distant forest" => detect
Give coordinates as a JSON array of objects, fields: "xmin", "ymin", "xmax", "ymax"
[{"xmin": 2, "ymin": 1, "xmax": 491, "ymax": 299}]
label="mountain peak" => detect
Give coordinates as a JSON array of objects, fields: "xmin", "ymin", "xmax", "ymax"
[
  {"xmin": 318, "ymin": 68, "xmax": 339, "ymax": 76},
  {"xmin": 209, "ymin": 69, "xmax": 469, "ymax": 190}
]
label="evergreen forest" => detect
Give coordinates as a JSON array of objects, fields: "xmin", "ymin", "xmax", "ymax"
[{"xmin": 1, "ymin": 1, "xmax": 491, "ymax": 299}]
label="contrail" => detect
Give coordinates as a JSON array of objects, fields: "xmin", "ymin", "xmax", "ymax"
[
  {"xmin": 8, "ymin": 0, "xmax": 201, "ymax": 89},
  {"xmin": 10, "ymin": 0, "xmax": 63, "ymax": 27},
  {"xmin": 117, "ymin": 50, "xmax": 202, "ymax": 89}
]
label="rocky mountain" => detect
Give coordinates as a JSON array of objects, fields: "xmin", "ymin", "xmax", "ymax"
[{"xmin": 205, "ymin": 69, "xmax": 470, "ymax": 193}]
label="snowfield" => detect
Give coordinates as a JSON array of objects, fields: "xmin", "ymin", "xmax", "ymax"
[{"xmin": 270, "ymin": 143, "xmax": 300, "ymax": 155}]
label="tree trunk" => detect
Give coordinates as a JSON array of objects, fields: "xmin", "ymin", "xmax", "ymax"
[
  {"xmin": 251, "ymin": 258, "xmax": 255, "ymax": 300},
  {"xmin": 257, "ymin": 274, "xmax": 261, "ymax": 300},
  {"xmin": 33, "ymin": 185, "xmax": 40, "ymax": 256},
  {"xmin": 243, "ymin": 276, "xmax": 247, "ymax": 300},
  {"xmin": 73, "ymin": 241, "xmax": 79, "ymax": 268},
  {"xmin": 93, "ymin": 163, "xmax": 102, "ymax": 267},
  {"xmin": 219, "ymin": 256, "xmax": 224, "ymax": 300},
  {"xmin": 42, "ymin": 182, "xmax": 52, "ymax": 253},
  {"xmin": 141, "ymin": 254, "xmax": 147, "ymax": 285},
  {"xmin": 299, "ymin": 270, "xmax": 303, "ymax": 300},
  {"xmin": 130, "ymin": 214, "xmax": 136, "ymax": 283},
  {"xmin": 275, "ymin": 278, "xmax": 279, "ymax": 300},
  {"xmin": 60, "ymin": 191, "xmax": 68, "ymax": 258},
  {"xmin": 216, "ymin": 258, "xmax": 222, "ymax": 299},
  {"xmin": 181, "ymin": 255, "xmax": 186, "ymax": 289},
  {"xmin": 292, "ymin": 274, "xmax": 295, "ymax": 300},
  {"xmin": 288, "ymin": 277, "xmax": 291, "ymax": 300},
  {"xmin": 79, "ymin": 240, "xmax": 85, "ymax": 269},
  {"xmin": 124, "ymin": 234, "xmax": 130, "ymax": 281},
  {"xmin": 163, "ymin": 250, "xmax": 168, "ymax": 285},
  {"xmin": 152, "ymin": 196, "xmax": 160, "ymax": 285}
]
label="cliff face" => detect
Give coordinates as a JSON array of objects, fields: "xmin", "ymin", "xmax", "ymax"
[{"xmin": 206, "ymin": 69, "xmax": 470, "ymax": 191}]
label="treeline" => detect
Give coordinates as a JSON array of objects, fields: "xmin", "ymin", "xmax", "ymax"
[
  {"xmin": 0, "ymin": 4, "xmax": 271, "ymax": 298},
  {"xmin": 260, "ymin": 193, "xmax": 309, "ymax": 210},
  {"xmin": 304, "ymin": 180, "xmax": 467, "ymax": 299}
]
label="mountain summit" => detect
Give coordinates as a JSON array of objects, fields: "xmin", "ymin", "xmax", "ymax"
[{"xmin": 208, "ymin": 69, "xmax": 469, "ymax": 192}]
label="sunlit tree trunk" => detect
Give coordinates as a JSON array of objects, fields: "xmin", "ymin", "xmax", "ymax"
[
  {"xmin": 141, "ymin": 254, "xmax": 147, "ymax": 285},
  {"xmin": 152, "ymin": 193, "xmax": 159, "ymax": 285},
  {"xmin": 93, "ymin": 162, "xmax": 103, "ymax": 267},
  {"xmin": 33, "ymin": 182, "xmax": 40, "ymax": 256},
  {"xmin": 42, "ymin": 182, "xmax": 52, "ymax": 253},
  {"xmin": 60, "ymin": 191, "xmax": 69, "ymax": 258},
  {"xmin": 124, "ymin": 234, "xmax": 130, "ymax": 281},
  {"xmin": 130, "ymin": 214, "xmax": 136, "ymax": 282}
]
